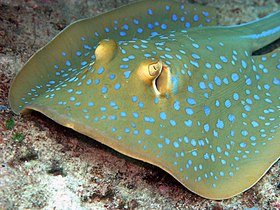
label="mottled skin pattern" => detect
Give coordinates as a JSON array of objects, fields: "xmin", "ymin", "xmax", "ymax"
[{"xmin": 8, "ymin": 0, "xmax": 280, "ymax": 199}]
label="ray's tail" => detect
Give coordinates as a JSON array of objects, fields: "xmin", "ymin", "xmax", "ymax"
[{"xmin": 231, "ymin": 10, "xmax": 280, "ymax": 52}]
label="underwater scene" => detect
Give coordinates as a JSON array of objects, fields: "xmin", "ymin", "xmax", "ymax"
[{"xmin": 1, "ymin": 0, "xmax": 279, "ymax": 209}]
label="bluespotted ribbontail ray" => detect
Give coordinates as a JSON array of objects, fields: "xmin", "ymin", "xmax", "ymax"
[{"xmin": 8, "ymin": 0, "xmax": 280, "ymax": 199}]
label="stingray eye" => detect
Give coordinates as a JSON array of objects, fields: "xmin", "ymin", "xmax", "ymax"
[
  {"xmin": 137, "ymin": 59, "xmax": 171, "ymax": 96},
  {"xmin": 137, "ymin": 59, "xmax": 162, "ymax": 84},
  {"xmin": 95, "ymin": 39, "xmax": 118, "ymax": 63},
  {"xmin": 149, "ymin": 62, "xmax": 161, "ymax": 76}
]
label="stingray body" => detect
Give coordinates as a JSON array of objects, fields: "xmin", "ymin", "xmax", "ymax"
[{"xmin": 9, "ymin": 0, "xmax": 280, "ymax": 199}]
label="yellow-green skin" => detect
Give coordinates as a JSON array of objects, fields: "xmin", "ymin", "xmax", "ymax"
[{"xmin": 9, "ymin": 0, "xmax": 280, "ymax": 199}]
